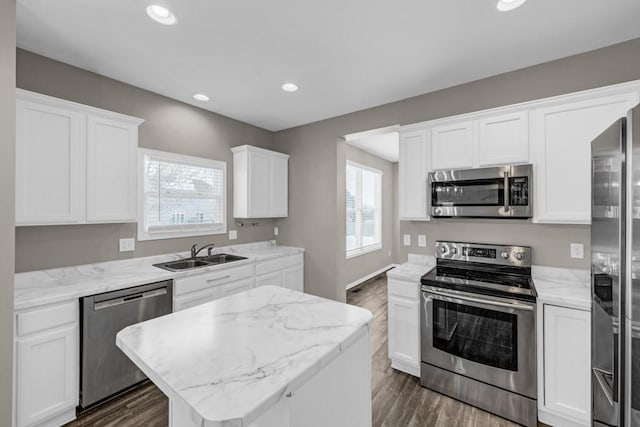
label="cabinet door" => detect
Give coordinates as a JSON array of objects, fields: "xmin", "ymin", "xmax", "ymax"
[
  {"xmin": 534, "ymin": 92, "xmax": 639, "ymax": 223},
  {"xmin": 15, "ymin": 99, "xmax": 84, "ymax": 225},
  {"xmin": 431, "ymin": 121, "xmax": 474, "ymax": 170},
  {"xmin": 387, "ymin": 295, "xmax": 420, "ymax": 373},
  {"xmin": 173, "ymin": 288, "xmax": 218, "ymax": 311},
  {"xmin": 282, "ymin": 264, "xmax": 304, "ymax": 292},
  {"xmin": 86, "ymin": 115, "xmax": 138, "ymax": 222},
  {"xmin": 398, "ymin": 129, "xmax": 429, "ymax": 220},
  {"xmin": 248, "ymin": 151, "xmax": 272, "ymax": 217},
  {"xmin": 543, "ymin": 305, "xmax": 591, "ymax": 423},
  {"xmin": 16, "ymin": 324, "xmax": 79, "ymax": 427},
  {"xmin": 256, "ymin": 272, "xmax": 282, "ymax": 288},
  {"xmin": 219, "ymin": 277, "xmax": 254, "ymax": 298},
  {"xmin": 477, "ymin": 111, "xmax": 529, "ymax": 166},
  {"xmin": 271, "ymin": 156, "xmax": 288, "ymax": 217}
]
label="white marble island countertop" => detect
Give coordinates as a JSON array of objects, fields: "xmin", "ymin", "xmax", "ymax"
[
  {"xmin": 14, "ymin": 241, "xmax": 304, "ymax": 311},
  {"xmin": 116, "ymin": 285, "xmax": 373, "ymax": 427}
]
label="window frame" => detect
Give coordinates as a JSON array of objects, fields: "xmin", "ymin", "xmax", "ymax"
[
  {"xmin": 137, "ymin": 148, "xmax": 227, "ymax": 241},
  {"xmin": 346, "ymin": 160, "xmax": 383, "ymax": 259}
]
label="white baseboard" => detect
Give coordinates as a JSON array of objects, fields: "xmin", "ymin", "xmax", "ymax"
[{"xmin": 346, "ymin": 264, "xmax": 397, "ymax": 290}]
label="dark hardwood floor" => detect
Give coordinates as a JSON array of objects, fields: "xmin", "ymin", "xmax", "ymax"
[{"xmin": 65, "ymin": 274, "xmax": 528, "ymax": 426}]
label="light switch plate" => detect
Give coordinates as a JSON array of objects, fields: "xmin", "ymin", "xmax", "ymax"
[
  {"xmin": 418, "ymin": 235, "xmax": 427, "ymax": 247},
  {"xmin": 119, "ymin": 238, "xmax": 135, "ymax": 252},
  {"xmin": 570, "ymin": 243, "xmax": 584, "ymax": 259},
  {"xmin": 229, "ymin": 230, "xmax": 238, "ymax": 240},
  {"xmin": 274, "ymin": 227, "xmax": 279, "ymax": 236},
  {"xmin": 403, "ymin": 234, "xmax": 411, "ymax": 246}
]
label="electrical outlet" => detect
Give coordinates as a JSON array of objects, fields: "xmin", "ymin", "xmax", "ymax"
[
  {"xmin": 274, "ymin": 227, "xmax": 279, "ymax": 236},
  {"xmin": 418, "ymin": 235, "xmax": 427, "ymax": 247},
  {"xmin": 119, "ymin": 238, "xmax": 135, "ymax": 252},
  {"xmin": 388, "ymin": 250, "xmax": 392, "ymax": 257},
  {"xmin": 229, "ymin": 230, "xmax": 238, "ymax": 240},
  {"xmin": 403, "ymin": 234, "xmax": 411, "ymax": 246},
  {"xmin": 570, "ymin": 243, "xmax": 584, "ymax": 259}
]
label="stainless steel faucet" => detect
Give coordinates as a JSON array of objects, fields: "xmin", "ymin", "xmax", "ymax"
[{"xmin": 190, "ymin": 243, "xmax": 215, "ymax": 259}]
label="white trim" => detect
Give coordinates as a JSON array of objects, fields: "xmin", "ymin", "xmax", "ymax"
[
  {"xmin": 398, "ymin": 79, "xmax": 640, "ymax": 132},
  {"xmin": 346, "ymin": 264, "xmax": 397, "ymax": 290},
  {"xmin": 137, "ymin": 148, "xmax": 228, "ymax": 241},
  {"xmin": 16, "ymin": 88, "xmax": 144, "ymax": 126},
  {"xmin": 344, "ymin": 124, "xmax": 400, "ymax": 142},
  {"xmin": 230, "ymin": 144, "xmax": 289, "ymax": 159},
  {"xmin": 346, "ymin": 243, "xmax": 383, "ymax": 259}
]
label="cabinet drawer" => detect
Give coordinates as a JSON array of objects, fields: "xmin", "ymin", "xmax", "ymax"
[
  {"xmin": 175, "ymin": 264, "xmax": 253, "ymax": 296},
  {"xmin": 387, "ymin": 279, "xmax": 419, "ymax": 300},
  {"xmin": 256, "ymin": 254, "xmax": 303, "ymax": 276},
  {"xmin": 17, "ymin": 301, "xmax": 78, "ymax": 337}
]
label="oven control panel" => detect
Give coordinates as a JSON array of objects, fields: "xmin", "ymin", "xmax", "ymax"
[{"xmin": 435, "ymin": 241, "xmax": 531, "ymax": 267}]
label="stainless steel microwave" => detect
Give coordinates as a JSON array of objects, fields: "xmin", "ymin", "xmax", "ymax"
[{"xmin": 428, "ymin": 164, "xmax": 532, "ymax": 219}]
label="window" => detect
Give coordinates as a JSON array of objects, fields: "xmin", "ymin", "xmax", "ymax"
[
  {"xmin": 138, "ymin": 148, "xmax": 226, "ymax": 241},
  {"xmin": 346, "ymin": 161, "xmax": 382, "ymax": 258}
]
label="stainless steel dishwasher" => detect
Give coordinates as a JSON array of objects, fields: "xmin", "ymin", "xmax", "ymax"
[{"xmin": 80, "ymin": 279, "xmax": 173, "ymax": 409}]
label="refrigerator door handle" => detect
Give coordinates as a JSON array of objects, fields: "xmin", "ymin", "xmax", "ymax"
[{"xmin": 593, "ymin": 367, "xmax": 615, "ymax": 406}]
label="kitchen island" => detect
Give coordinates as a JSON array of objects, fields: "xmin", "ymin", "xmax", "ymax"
[{"xmin": 116, "ymin": 285, "xmax": 373, "ymax": 427}]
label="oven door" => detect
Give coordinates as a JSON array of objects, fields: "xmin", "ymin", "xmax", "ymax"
[
  {"xmin": 421, "ymin": 285, "xmax": 536, "ymax": 398},
  {"xmin": 429, "ymin": 164, "xmax": 532, "ymax": 218}
]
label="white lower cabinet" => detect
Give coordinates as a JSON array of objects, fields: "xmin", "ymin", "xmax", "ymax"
[
  {"xmin": 14, "ymin": 301, "xmax": 79, "ymax": 427},
  {"xmin": 173, "ymin": 264, "xmax": 254, "ymax": 311},
  {"xmin": 171, "ymin": 328, "xmax": 371, "ymax": 427},
  {"xmin": 387, "ymin": 277, "xmax": 420, "ymax": 377},
  {"xmin": 255, "ymin": 254, "xmax": 304, "ymax": 292},
  {"xmin": 538, "ymin": 303, "xmax": 591, "ymax": 427}
]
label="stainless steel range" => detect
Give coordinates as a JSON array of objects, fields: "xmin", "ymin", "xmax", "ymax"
[{"xmin": 420, "ymin": 241, "xmax": 537, "ymax": 427}]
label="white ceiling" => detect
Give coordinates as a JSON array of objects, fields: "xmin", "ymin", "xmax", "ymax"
[
  {"xmin": 16, "ymin": 0, "xmax": 640, "ymax": 131},
  {"xmin": 347, "ymin": 132, "xmax": 399, "ymax": 163}
]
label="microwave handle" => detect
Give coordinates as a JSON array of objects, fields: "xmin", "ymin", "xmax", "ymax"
[{"xmin": 503, "ymin": 171, "xmax": 510, "ymax": 213}]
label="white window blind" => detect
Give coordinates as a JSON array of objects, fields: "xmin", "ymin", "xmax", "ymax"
[
  {"xmin": 346, "ymin": 161, "xmax": 382, "ymax": 258},
  {"xmin": 138, "ymin": 149, "xmax": 227, "ymax": 240}
]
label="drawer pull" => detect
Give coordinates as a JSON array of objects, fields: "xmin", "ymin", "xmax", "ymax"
[{"xmin": 206, "ymin": 275, "xmax": 231, "ymax": 283}]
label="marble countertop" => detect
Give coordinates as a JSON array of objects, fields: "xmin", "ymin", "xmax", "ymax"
[
  {"xmin": 386, "ymin": 254, "xmax": 436, "ymax": 282},
  {"xmin": 116, "ymin": 285, "xmax": 372, "ymax": 427},
  {"xmin": 14, "ymin": 241, "xmax": 304, "ymax": 311},
  {"xmin": 532, "ymin": 266, "xmax": 591, "ymax": 311}
]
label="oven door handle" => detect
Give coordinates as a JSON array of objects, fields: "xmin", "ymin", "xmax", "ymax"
[{"xmin": 424, "ymin": 287, "xmax": 534, "ymax": 312}]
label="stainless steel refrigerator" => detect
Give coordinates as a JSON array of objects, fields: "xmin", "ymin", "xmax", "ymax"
[{"xmin": 591, "ymin": 105, "xmax": 640, "ymax": 426}]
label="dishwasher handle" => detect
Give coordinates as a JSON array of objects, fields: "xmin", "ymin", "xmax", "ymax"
[{"xmin": 94, "ymin": 288, "xmax": 168, "ymax": 311}]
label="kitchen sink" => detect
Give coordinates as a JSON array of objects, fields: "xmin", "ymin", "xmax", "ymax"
[{"xmin": 153, "ymin": 253, "xmax": 248, "ymax": 272}]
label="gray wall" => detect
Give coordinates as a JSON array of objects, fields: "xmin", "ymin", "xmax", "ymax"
[
  {"xmin": 274, "ymin": 37, "xmax": 640, "ymax": 301},
  {"xmin": 1, "ymin": 1, "xmax": 16, "ymax": 424},
  {"xmin": 15, "ymin": 50, "xmax": 277, "ymax": 272},
  {"xmin": 343, "ymin": 144, "xmax": 395, "ymax": 286}
]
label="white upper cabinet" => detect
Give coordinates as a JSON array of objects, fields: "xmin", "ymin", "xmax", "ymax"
[
  {"xmin": 398, "ymin": 129, "xmax": 429, "ymax": 220},
  {"xmin": 86, "ymin": 115, "xmax": 138, "ymax": 222},
  {"xmin": 232, "ymin": 145, "xmax": 289, "ymax": 218},
  {"xmin": 15, "ymin": 90, "xmax": 144, "ymax": 226},
  {"xmin": 477, "ymin": 110, "xmax": 529, "ymax": 166},
  {"xmin": 16, "ymin": 99, "xmax": 84, "ymax": 225},
  {"xmin": 430, "ymin": 121, "xmax": 474, "ymax": 170},
  {"xmin": 533, "ymin": 89, "xmax": 639, "ymax": 224}
]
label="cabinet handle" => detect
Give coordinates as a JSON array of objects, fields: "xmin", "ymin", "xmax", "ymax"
[
  {"xmin": 503, "ymin": 171, "xmax": 510, "ymax": 213},
  {"xmin": 206, "ymin": 275, "xmax": 231, "ymax": 283}
]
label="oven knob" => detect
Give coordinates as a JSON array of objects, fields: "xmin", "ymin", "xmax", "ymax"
[
  {"xmin": 440, "ymin": 246, "xmax": 447, "ymax": 254},
  {"xmin": 451, "ymin": 248, "xmax": 458, "ymax": 255},
  {"xmin": 514, "ymin": 252, "xmax": 525, "ymax": 261},
  {"xmin": 501, "ymin": 251, "xmax": 509, "ymax": 259}
]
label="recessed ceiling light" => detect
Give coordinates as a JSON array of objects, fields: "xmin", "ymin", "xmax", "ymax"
[
  {"xmin": 146, "ymin": 5, "xmax": 177, "ymax": 25},
  {"xmin": 496, "ymin": 0, "xmax": 527, "ymax": 12},
  {"xmin": 282, "ymin": 83, "xmax": 299, "ymax": 93},
  {"xmin": 193, "ymin": 93, "xmax": 210, "ymax": 102}
]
